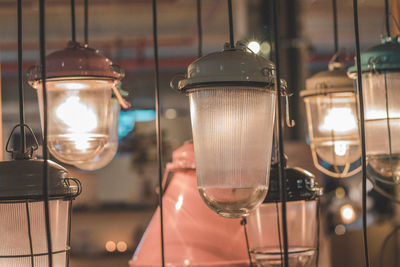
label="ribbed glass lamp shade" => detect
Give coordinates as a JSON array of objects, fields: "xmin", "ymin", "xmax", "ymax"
[
  {"xmin": 0, "ymin": 159, "xmax": 80, "ymax": 267},
  {"xmin": 28, "ymin": 41, "xmax": 123, "ymax": 165},
  {"xmin": 348, "ymin": 38, "xmax": 400, "ymax": 184},
  {"xmin": 189, "ymin": 88, "xmax": 275, "ymax": 218},
  {"xmin": 0, "ymin": 201, "xmax": 70, "ymax": 267},
  {"xmin": 301, "ymin": 63, "xmax": 361, "ymax": 178},
  {"xmin": 74, "ymin": 98, "xmax": 120, "ymax": 171},
  {"xmin": 362, "ymin": 72, "xmax": 400, "ymax": 182},
  {"xmin": 175, "ymin": 43, "xmax": 277, "ymax": 218}
]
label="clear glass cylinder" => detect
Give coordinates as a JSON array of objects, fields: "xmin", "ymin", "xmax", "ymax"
[
  {"xmin": 362, "ymin": 72, "xmax": 400, "ymax": 182},
  {"xmin": 304, "ymin": 92, "xmax": 360, "ymax": 166},
  {"xmin": 0, "ymin": 200, "xmax": 70, "ymax": 267},
  {"xmin": 189, "ymin": 88, "xmax": 275, "ymax": 218},
  {"xmin": 247, "ymin": 200, "xmax": 319, "ymax": 267},
  {"xmin": 34, "ymin": 78, "xmax": 113, "ymax": 165},
  {"xmin": 74, "ymin": 98, "xmax": 120, "ymax": 171}
]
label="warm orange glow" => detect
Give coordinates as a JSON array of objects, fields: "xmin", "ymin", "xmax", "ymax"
[{"xmin": 105, "ymin": 241, "xmax": 116, "ymax": 252}]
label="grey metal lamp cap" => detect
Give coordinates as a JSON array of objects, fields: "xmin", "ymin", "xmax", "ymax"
[
  {"xmin": 0, "ymin": 159, "xmax": 80, "ymax": 201},
  {"xmin": 176, "ymin": 43, "xmax": 276, "ymax": 92},
  {"xmin": 301, "ymin": 62, "xmax": 355, "ymax": 98}
]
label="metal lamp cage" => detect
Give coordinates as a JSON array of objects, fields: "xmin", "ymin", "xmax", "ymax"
[
  {"xmin": 301, "ymin": 62, "xmax": 361, "ymax": 178},
  {"xmin": 0, "ymin": 158, "xmax": 81, "ymax": 267},
  {"xmin": 246, "ymin": 165, "xmax": 323, "ymax": 266},
  {"xmin": 348, "ymin": 37, "xmax": 400, "ymax": 185}
]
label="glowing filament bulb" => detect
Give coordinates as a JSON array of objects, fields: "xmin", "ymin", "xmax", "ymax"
[
  {"xmin": 340, "ymin": 204, "xmax": 356, "ymax": 224},
  {"xmin": 55, "ymin": 96, "xmax": 98, "ymax": 152},
  {"xmin": 320, "ymin": 107, "xmax": 357, "ymax": 134},
  {"xmin": 334, "ymin": 141, "xmax": 348, "ymax": 156}
]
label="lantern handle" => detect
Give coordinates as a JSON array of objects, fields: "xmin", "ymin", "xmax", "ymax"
[
  {"xmin": 112, "ymin": 83, "xmax": 131, "ymax": 109},
  {"xmin": 169, "ymin": 73, "xmax": 186, "ymax": 93},
  {"xmin": 5, "ymin": 124, "xmax": 39, "ymax": 159},
  {"xmin": 64, "ymin": 177, "xmax": 83, "ymax": 198},
  {"xmin": 285, "ymin": 95, "xmax": 295, "ymax": 128}
]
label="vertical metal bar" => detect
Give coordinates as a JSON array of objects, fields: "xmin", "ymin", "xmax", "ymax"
[
  {"xmin": 332, "ymin": 0, "xmax": 339, "ymax": 55},
  {"xmin": 39, "ymin": 0, "xmax": 53, "ymax": 265},
  {"xmin": 227, "ymin": 0, "xmax": 234, "ymax": 48},
  {"xmin": 272, "ymin": 0, "xmax": 289, "ymax": 266},
  {"xmin": 197, "ymin": 0, "xmax": 202, "ymax": 58},
  {"xmin": 241, "ymin": 218, "xmax": 253, "ymax": 267},
  {"xmin": 25, "ymin": 201, "xmax": 34, "ymax": 267},
  {"xmin": 316, "ymin": 199, "xmax": 321, "ymax": 267},
  {"xmin": 84, "ymin": 0, "xmax": 88, "ymax": 44},
  {"xmin": 151, "ymin": 0, "xmax": 165, "ymax": 266},
  {"xmin": 71, "ymin": 0, "xmax": 76, "ymax": 42},
  {"xmin": 385, "ymin": 0, "xmax": 391, "ymax": 37},
  {"xmin": 384, "ymin": 73, "xmax": 395, "ymax": 183},
  {"xmin": 66, "ymin": 200, "xmax": 73, "ymax": 267},
  {"xmin": 275, "ymin": 202, "xmax": 283, "ymax": 266},
  {"xmin": 17, "ymin": 0, "xmax": 25, "ymax": 154},
  {"xmin": 352, "ymin": 0, "xmax": 370, "ymax": 266}
]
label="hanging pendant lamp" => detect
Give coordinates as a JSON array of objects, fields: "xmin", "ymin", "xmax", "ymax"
[
  {"xmin": 348, "ymin": 36, "xmax": 400, "ymax": 184},
  {"xmin": 301, "ymin": 61, "xmax": 361, "ymax": 178},
  {"xmin": 173, "ymin": 42, "xmax": 279, "ymax": 218}
]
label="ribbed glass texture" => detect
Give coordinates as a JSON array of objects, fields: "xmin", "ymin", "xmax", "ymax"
[
  {"xmin": 362, "ymin": 72, "xmax": 400, "ymax": 182},
  {"xmin": 36, "ymin": 79, "xmax": 112, "ymax": 165},
  {"xmin": 0, "ymin": 200, "xmax": 70, "ymax": 267},
  {"xmin": 74, "ymin": 98, "xmax": 120, "ymax": 171},
  {"xmin": 304, "ymin": 92, "xmax": 360, "ymax": 166},
  {"xmin": 189, "ymin": 88, "xmax": 275, "ymax": 218},
  {"xmin": 247, "ymin": 201, "xmax": 319, "ymax": 267}
]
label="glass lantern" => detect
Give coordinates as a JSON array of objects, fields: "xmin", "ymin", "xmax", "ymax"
[
  {"xmin": 247, "ymin": 166, "xmax": 322, "ymax": 267},
  {"xmin": 28, "ymin": 41, "xmax": 124, "ymax": 165},
  {"xmin": 301, "ymin": 62, "xmax": 361, "ymax": 178},
  {"xmin": 173, "ymin": 43, "xmax": 278, "ymax": 218},
  {"xmin": 0, "ymin": 159, "xmax": 81, "ymax": 266},
  {"xmin": 74, "ymin": 98, "xmax": 120, "ymax": 171},
  {"xmin": 348, "ymin": 37, "xmax": 400, "ymax": 184}
]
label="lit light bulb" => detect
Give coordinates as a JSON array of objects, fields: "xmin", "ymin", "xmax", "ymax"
[
  {"xmin": 340, "ymin": 204, "xmax": 356, "ymax": 224},
  {"xmin": 247, "ymin": 41, "xmax": 261, "ymax": 54},
  {"xmin": 334, "ymin": 141, "xmax": 348, "ymax": 156},
  {"xmin": 320, "ymin": 107, "xmax": 357, "ymax": 134},
  {"xmin": 74, "ymin": 99, "xmax": 121, "ymax": 171},
  {"xmin": 56, "ymin": 96, "xmax": 97, "ymax": 133}
]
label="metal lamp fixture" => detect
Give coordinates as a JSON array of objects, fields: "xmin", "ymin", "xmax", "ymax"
[
  {"xmin": 173, "ymin": 42, "xmax": 280, "ymax": 218},
  {"xmin": 28, "ymin": 41, "xmax": 124, "ymax": 165},
  {"xmin": 301, "ymin": 61, "xmax": 361, "ymax": 178},
  {"xmin": 0, "ymin": 112, "xmax": 83, "ymax": 266},
  {"xmin": 0, "ymin": 149, "xmax": 81, "ymax": 266},
  {"xmin": 348, "ymin": 36, "xmax": 400, "ymax": 184},
  {"xmin": 246, "ymin": 165, "xmax": 322, "ymax": 267}
]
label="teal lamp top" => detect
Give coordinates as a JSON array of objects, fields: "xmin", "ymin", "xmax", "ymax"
[{"xmin": 348, "ymin": 36, "xmax": 400, "ymax": 77}]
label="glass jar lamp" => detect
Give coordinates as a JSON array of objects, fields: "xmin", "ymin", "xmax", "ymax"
[
  {"xmin": 301, "ymin": 62, "xmax": 361, "ymax": 178},
  {"xmin": 173, "ymin": 43, "xmax": 278, "ymax": 218},
  {"xmin": 28, "ymin": 41, "xmax": 124, "ymax": 165},
  {"xmin": 247, "ymin": 166, "xmax": 322, "ymax": 267},
  {"xmin": 348, "ymin": 37, "xmax": 400, "ymax": 184},
  {"xmin": 0, "ymin": 159, "xmax": 81, "ymax": 266}
]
